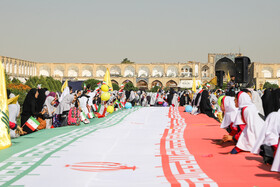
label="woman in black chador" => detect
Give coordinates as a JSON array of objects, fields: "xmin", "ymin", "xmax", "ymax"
[
  {"xmin": 199, "ymin": 90, "xmax": 217, "ymax": 120},
  {"xmin": 21, "ymin": 88, "xmax": 44, "ymax": 134},
  {"xmin": 167, "ymin": 88, "xmax": 175, "ymax": 106}
]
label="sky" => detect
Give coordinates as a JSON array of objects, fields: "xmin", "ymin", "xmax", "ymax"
[{"xmin": 0, "ymin": 0, "xmax": 279, "ymax": 64}]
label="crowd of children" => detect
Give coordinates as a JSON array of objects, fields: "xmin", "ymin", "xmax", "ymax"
[{"xmin": 191, "ymin": 87, "xmax": 280, "ymax": 173}]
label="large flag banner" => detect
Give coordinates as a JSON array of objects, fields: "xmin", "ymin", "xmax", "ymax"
[
  {"xmin": 0, "ymin": 107, "xmax": 279, "ymax": 186},
  {"xmin": 1, "ymin": 108, "xmax": 217, "ymax": 187},
  {"xmin": 24, "ymin": 117, "xmax": 40, "ymax": 131},
  {"xmin": 0, "ymin": 62, "xmax": 11, "ymax": 150}
]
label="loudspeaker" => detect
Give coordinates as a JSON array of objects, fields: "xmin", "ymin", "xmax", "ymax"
[
  {"xmin": 235, "ymin": 56, "xmax": 251, "ymax": 83},
  {"xmin": 216, "ymin": 70, "xmax": 224, "ymax": 88}
]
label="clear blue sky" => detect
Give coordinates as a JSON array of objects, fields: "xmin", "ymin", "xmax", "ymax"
[{"xmin": 0, "ymin": 0, "xmax": 279, "ymax": 64}]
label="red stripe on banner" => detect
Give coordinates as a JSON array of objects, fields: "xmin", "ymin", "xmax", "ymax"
[
  {"xmin": 175, "ymin": 161, "xmax": 196, "ymax": 186},
  {"xmin": 160, "ymin": 129, "xmax": 180, "ymax": 187}
]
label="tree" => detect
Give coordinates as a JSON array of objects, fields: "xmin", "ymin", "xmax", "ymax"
[
  {"xmin": 121, "ymin": 58, "xmax": 134, "ymax": 64},
  {"xmin": 46, "ymin": 77, "xmax": 55, "ymax": 91},
  {"xmin": 5, "ymin": 71, "xmax": 11, "ymax": 85},
  {"xmin": 36, "ymin": 76, "xmax": 49, "ymax": 89},
  {"xmin": 124, "ymin": 82, "xmax": 136, "ymax": 91},
  {"xmin": 54, "ymin": 80, "xmax": 62, "ymax": 91},
  {"xmin": 25, "ymin": 76, "xmax": 39, "ymax": 88},
  {"xmin": 263, "ymin": 82, "xmax": 279, "ymax": 89},
  {"xmin": 112, "ymin": 83, "xmax": 120, "ymax": 91},
  {"xmin": 11, "ymin": 78, "xmax": 21, "ymax": 84},
  {"xmin": 84, "ymin": 79, "xmax": 101, "ymax": 90},
  {"xmin": 150, "ymin": 86, "xmax": 161, "ymax": 92}
]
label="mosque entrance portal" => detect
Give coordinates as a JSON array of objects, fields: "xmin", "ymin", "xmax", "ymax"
[{"xmin": 215, "ymin": 57, "xmax": 236, "ymax": 77}]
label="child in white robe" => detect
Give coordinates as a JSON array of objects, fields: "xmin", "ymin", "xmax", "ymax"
[{"xmin": 230, "ymin": 91, "xmax": 264, "ymax": 154}]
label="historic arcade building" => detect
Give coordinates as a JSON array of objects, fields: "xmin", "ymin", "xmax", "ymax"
[{"xmin": 1, "ymin": 53, "xmax": 280, "ymax": 90}]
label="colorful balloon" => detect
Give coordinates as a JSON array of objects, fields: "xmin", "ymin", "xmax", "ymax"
[
  {"xmin": 107, "ymin": 106, "xmax": 114, "ymax": 113},
  {"xmin": 101, "ymin": 84, "xmax": 109, "ymax": 92},
  {"xmin": 185, "ymin": 105, "xmax": 193, "ymax": 112},
  {"xmin": 218, "ymin": 95, "xmax": 225, "ymax": 107},
  {"xmin": 101, "ymin": 92, "xmax": 110, "ymax": 101},
  {"xmin": 125, "ymin": 102, "xmax": 132, "ymax": 109}
]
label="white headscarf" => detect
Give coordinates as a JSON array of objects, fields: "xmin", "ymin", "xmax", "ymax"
[
  {"xmin": 251, "ymin": 109, "xmax": 280, "ymax": 154},
  {"xmin": 44, "ymin": 96, "xmax": 55, "ymax": 116},
  {"xmin": 78, "ymin": 96, "xmax": 89, "ymax": 114},
  {"xmin": 8, "ymin": 93, "xmax": 20, "ymax": 124},
  {"xmin": 237, "ymin": 91, "xmax": 254, "ymax": 108},
  {"xmin": 234, "ymin": 92, "xmax": 254, "ymax": 126},
  {"xmin": 236, "ymin": 92, "xmax": 265, "ymax": 151},
  {"xmin": 220, "ymin": 96, "xmax": 238, "ymax": 129},
  {"xmin": 129, "ymin": 91, "xmax": 136, "ymax": 101},
  {"xmin": 150, "ymin": 93, "xmax": 157, "ymax": 105},
  {"xmin": 56, "ymin": 94, "xmax": 74, "ymax": 114},
  {"xmin": 172, "ymin": 93, "xmax": 179, "ymax": 107},
  {"xmin": 59, "ymin": 87, "xmax": 70, "ymax": 103},
  {"xmin": 271, "ymin": 141, "xmax": 280, "ymax": 172},
  {"xmin": 251, "ymin": 90, "xmax": 265, "ymax": 116}
]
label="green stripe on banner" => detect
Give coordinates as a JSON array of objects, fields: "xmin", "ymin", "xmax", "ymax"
[{"xmin": 0, "ymin": 107, "xmax": 140, "ymax": 187}]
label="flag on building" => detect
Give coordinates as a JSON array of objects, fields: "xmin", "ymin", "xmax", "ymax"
[{"xmin": 24, "ymin": 117, "xmax": 40, "ymax": 131}]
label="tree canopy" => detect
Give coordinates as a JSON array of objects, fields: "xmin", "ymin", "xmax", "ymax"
[{"xmin": 121, "ymin": 58, "xmax": 134, "ymax": 64}]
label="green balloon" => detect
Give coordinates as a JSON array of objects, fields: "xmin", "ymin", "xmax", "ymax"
[{"xmin": 218, "ymin": 95, "xmax": 225, "ymax": 107}]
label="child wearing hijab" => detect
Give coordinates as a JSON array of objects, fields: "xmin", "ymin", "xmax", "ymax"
[
  {"xmin": 229, "ymin": 91, "xmax": 264, "ymax": 154},
  {"xmin": 251, "ymin": 109, "xmax": 280, "ymax": 166},
  {"xmin": 219, "ymin": 96, "xmax": 239, "ymax": 142},
  {"xmin": 271, "ymin": 141, "xmax": 280, "ymax": 172},
  {"xmin": 7, "ymin": 91, "xmax": 25, "ymax": 138},
  {"xmin": 43, "ymin": 96, "xmax": 56, "ymax": 129}
]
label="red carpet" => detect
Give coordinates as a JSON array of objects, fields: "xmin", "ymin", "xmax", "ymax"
[{"xmin": 179, "ymin": 107, "xmax": 280, "ymax": 187}]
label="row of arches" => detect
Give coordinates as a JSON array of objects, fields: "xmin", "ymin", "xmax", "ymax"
[
  {"xmin": 1, "ymin": 59, "xmax": 36, "ymax": 76},
  {"xmin": 261, "ymin": 67, "xmax": 280, "ymax": 78},
  {"xmin": 111, "ymin": 79, "xmax": 178, "ymax": 89},
  {"xmin": 39, "ymin": 65, "xmax": 209, "ymax": 78}
]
